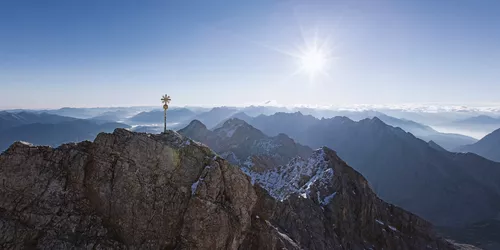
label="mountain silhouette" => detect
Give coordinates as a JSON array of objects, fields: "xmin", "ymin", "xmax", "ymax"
[{"xmin": 457, "ymin": 128, "xmax": 500, "ymax": 162}]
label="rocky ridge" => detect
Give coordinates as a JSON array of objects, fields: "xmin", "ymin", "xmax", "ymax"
[
  {"xmin": 0, "ymin": 129, "xmax": 473, "ymax": 249},
  {"xmin": 179, "ymin": 118, "xmax": 313, "ymax": 168}
]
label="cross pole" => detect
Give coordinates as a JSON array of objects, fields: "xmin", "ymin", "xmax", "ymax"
[{"xmin": 161, "ymin": 94, "xmax": 171, "ymax": 134}]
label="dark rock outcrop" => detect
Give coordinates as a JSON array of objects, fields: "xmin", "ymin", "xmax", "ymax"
[{"xmin": 0, "ymin": 129, "xmax": 473, "ymax": 249}]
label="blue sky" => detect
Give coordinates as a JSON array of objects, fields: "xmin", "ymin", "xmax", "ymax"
[{"xmin": 1, "ymin": 0, "xmax": 499, "ymax": 109}]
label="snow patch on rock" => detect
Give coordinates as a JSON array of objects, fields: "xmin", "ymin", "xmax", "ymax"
[
  {"xmin": 191, "ymin": 165, "xmax": 212, "ymax": 195},
  {"xmin": 253, "ymin": 139, "xmax": 280, "ymax": 153},
  {"xmin": 242, "ymin": 148, "xmax": 336, "ymax": 202},
  {"xmin": 18, "ymin": 141, "xmax": 34, "ymax": 146},
  {"xmin": 191, "ymin": 180, "xmax": 200, "ymax": 195},
  {"xmin": 321, "ymin": 192, "xmax": 337, "ymax": 205},
  {"xmin": 243, "ymin": 157, "xmax": 254, "ymax": 168}
]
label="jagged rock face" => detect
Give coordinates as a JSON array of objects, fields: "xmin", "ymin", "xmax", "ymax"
[
  {"xmin": 0, "ymin": 129, "xmax": 256, "ymax": 249},
  {"xmin": 0, "ymin": 129, "xmax": 469, "ymax": 249}
]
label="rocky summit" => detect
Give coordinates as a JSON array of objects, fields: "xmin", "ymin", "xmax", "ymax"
[{"xmin": 0, "ymin": 129, "xmax": 473, "ymax": 249}]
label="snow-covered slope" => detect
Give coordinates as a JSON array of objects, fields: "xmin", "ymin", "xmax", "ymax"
[{"xmin": 242, "ymin": 148, "xmax": 334, "ymax": 202}]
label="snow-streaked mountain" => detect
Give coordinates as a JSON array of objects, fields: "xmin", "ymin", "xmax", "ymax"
[
  {"xmin": 242, "ymin": 112, "xmax": 500, "ymax": 231},
  {"xmin": 178, "ymin": 120, "xmax": 480, "ymax": 248},
  {"xmin": 241, "ymin": 148, "xmax": 334, "ymax": 202}
]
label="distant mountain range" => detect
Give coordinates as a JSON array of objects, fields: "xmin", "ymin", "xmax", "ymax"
[
  {"xmin": 457, "ymin": 128, "xmax": 500, "ymax": 162},
  {"xmin": 217, "ymin": 111, "xmax": 476, "ymax": 150},
  {"xmin": 127, "ymin": 108, "xmax": 197, "ymax": 124},
  {"xmin": 0, "ymin": 111, "xmax": 77, "ymax": 131},
  {"xmin": 0, "ymin": 119, "xmax": 129, "ymax": 151},
  {"xmin": 0, "ymin": 111, "xmax": 130, "ymax": 151},
  {"xmin": 4, "ymin": 106, "xmax": 497, "ymax": 148},
  {"xmin": 2, "ymin": 106, "xmax": 493, "ymax": 152},
  {"xmin": 440, "ymin": 115, "xmax": 500, "ymax": 139},
  {"xmin": 90, "ymin": 110, "xmax": 132, "ymax": 122},
  {"xmin": 190, "ymin": 107, "xmax": 240, "ymax": 128},
  {"xmin": 455, "ymin": 115, "xmax": 500, "ymax": 125},
  {"xmin": 42, "ymin": 107, "xmax": 151, "ymax": 119},
  {"xmin": 209, "ymin": 113, "xmax": 500, "ymax": 227},
  {"xmin": 369, "ymin": 114, "xmax": 477, "ymax": 150}
]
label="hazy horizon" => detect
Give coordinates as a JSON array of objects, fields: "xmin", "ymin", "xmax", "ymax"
[{"xmin": 3, "ymin": 102, "xmax": 500, "ymax": 114}]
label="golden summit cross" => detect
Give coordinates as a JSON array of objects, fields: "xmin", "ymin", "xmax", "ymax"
[{"xmin": 161, "ymin": 94, "xmax": 171, "ymax": 133}]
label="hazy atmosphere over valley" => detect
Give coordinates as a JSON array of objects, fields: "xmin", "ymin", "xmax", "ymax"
[{"xmin": 1, "ymin": 0, "xmax": 500, "ymax": 249}]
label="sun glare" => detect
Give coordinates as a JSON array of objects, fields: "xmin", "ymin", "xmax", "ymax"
[
  {"xmin": 300, "ymin": 48, "xmax": 327, "ymax": 76},
  {"xmin": 252, "ymin": 29, "xmax": 335, "ymax": 81}
]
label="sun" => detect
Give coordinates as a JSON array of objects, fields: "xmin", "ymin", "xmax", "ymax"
[
  {"xmin": 294, "ymin": 37, "xmax": 334, "ymax": 80},
  {"xmin": 250, "ymin": 29, "xmax": 335, "ymax": 81},
  {"xmin": 300, "ymin": 48, "xmax": 327, "ymax": 76}
]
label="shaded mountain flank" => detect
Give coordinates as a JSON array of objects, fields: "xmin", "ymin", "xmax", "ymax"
[
  {"xmin": 457, "ymin": 128, "xmax": 500, "ymax": 163},
  {"xmin": 0, "ymin": 111, "xmax": 77, "ymax": 131}
]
